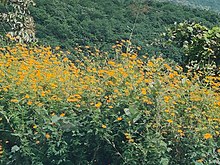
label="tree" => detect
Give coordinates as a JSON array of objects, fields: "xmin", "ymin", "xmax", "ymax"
[
  {"xmin": 164, "ymin": 21, "xmax": 220, "ymax": 74},
  {"xmin": 0, "ymin": 0, "xmax": 37, "ymax": 43}
]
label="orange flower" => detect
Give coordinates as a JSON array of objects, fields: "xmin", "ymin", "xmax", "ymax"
[
  {"xmin": 60, "ymin": 113, "xmax": 65, "ymax": 117},
  {"xmin": 169, "ymin": 73, "xmax": 174, "ymax": 79},
  {"xmin": 41, "ymin": 92, "xmax": 46, "ymax": 97},
  {"xmin": 204, "ymin": 133, "xmax": 212, "ymax": 139},
  {"xmin": 45, "ymin": 133, "xmax": 50, "ymax": 139},
  {"xmin": 27, "ymin": 101, "xmax": 32, "ymax": 105},
  {"xmin": 75, "ymin": 104, "xmax": 81, "ymax": 108},
  {"xmin": 24, "ymin": 94, "xmax": 30, "ymax": 99},
  {"xmin": 117, "ymin": 117, "xmax": 123, "ymax": 121}
]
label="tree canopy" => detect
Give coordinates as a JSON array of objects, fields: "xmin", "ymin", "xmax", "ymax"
[{"xmin": 27, "ymin": 0, "xmax": 220, "ymax": 54}]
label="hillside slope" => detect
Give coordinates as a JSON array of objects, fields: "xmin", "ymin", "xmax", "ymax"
[
  {"xmin": 30, "ymin": 0, "xmax": 220, "ymax": 52},
  {"xmin": 158, "ymin": 0, "xmax": 220, "ymax": 13},
  {"xmin": 1, "ymin": 0, "xmax": 220, "ymax": 54}
]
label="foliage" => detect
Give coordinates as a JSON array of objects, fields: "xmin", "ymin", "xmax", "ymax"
[
  {"xmin": 0, "ymin": 41, "xmax": 220, "ymax": 164},
  {"xmin": 158, "ymin": 0, "xmax": 220, "ymax": 13},
  {"xmin": 22, "ymin": 0, "xmax": 220, "ymax": 53},
  {"xmin": 164, "ymin": 21, "xmax": 220, "ymax": 74},
  {"xmin": 0, "ymin": 0, "xmax": 37, "ymax": 43}
]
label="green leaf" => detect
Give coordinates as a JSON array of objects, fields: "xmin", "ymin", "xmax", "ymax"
[
  {"xmin": 51, "ymin": 115, "xmax": 60, "ymax": 123},
  {"xmin": 124, "ymin": 108, "xmax": 131, "ymax": 116},
  {"xmin": 0, "ymin": 0, "xmax": 8, "ymax": 5},
  {"xmin": 160, "ymin": 158, "xmax": 169, "ymax": 165},
  {"xmin": 11, "ymin": 145, "xmax": 20, "ymax": 153},
  {"xmin": 60, "ymin": 121, "xmax": 74, "ymax": 132},
  {"xmin": 187, "ymin": 27, "xmax": 193, "ymax": 32},
  {"xmin": 133, "ymin": 114, "xmax": 141, "ymax": 123}
]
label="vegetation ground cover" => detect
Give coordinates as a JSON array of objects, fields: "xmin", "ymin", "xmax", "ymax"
[
  {"xmin": 0, "ymin": 40, "xmax": 220, "ymax": 164},
  {"xmin": 0, "ymin": 0, "xmax": 220, "ymax": 164}
]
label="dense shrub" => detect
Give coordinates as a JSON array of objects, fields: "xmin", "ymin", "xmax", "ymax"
[
  {"xmin": 0, "ymin": 41, "xmax": 219, "ymax": 164},
  {"xmin": 164, "ymin": 22, "xmax": 220, "ymax": 74}
]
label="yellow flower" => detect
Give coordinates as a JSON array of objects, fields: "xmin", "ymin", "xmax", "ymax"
[
  {"xmin": 75, "ymin": 104, "xmax": 81, "ymax": 108},
  {"xmin": 197, "ymin": 159, "xmax": 203, "ymax": 163},
  {"xmin": 108, "ymin": 61, "xmax": 115, "ymax": 66},
  {"xmin": 24, "ymin": 94, "xmax": 30, "ymax": 99},
  {"xmin": 164, "ymin": 109, "xmax": 169, "ymax": 113},
  {"xmin": 124, "ymin": 132, "xmax": 134, "ymax": 142},
  {"xmin": 45, "ymin": 133, "xmax": 50, "ymax": 139},
  {"xmin": 137, "ymin": 46, "xmax": 141, "ymax": 50},
  {"xmin": 164, "ymin": 96, "xmax": 171, "ymax": 103},
  {"xmin": 117, "ymin": 117, "xmax": 123, "ymax": 121},
  {"xmin": 204, "ymin": 133, "xmax": 212, "ymax": 139},
  {"xmin": 130, "ymin": 55, "xmax": 137, "ymax": 60},
  {"xmin": 95, "ymin": 102, "xmax": 102, "ymax": 108},
  {"xmin": 51, "ymin": 112, "xmax": 56, "ymax": 116},
  {"xmin": 166, "ymin": 119, "xmax": 173, "ymax": 123},
  {"xmin": 101, "ymin": 124, "xmax": 107, "ymax": 129},
  {"xmin": 147, "ymin": 61, "xmax": 154, "ymax": 67},
  {"xmin": 164, "ymin": 63, "xmax": 172, "ymax": 70},
  {"xmin": 217, "ymin": 149, "xmax": 220, "ymax": 153},
  {"xmin": 10, "ymin": 99, "xmax": 19, "ymax": 103},
  {"xmin": 112, "ymin": 45, "xmax": 117, "ymax": 49},
  {"xmin": 33, "ymin": 125, "xmax": 37, "ymax": 129},
  {"xmin": 141, "ymin": 88, "xmax": 147, "ymax": 95},
  {"xmin": 67, "ymin": 96, "xmax": 79, "ymax": 102},
  {"xmin": 121, "ymin": 53, "xmax": 128, "ymax": 57},
  {"xmin": 55, "ymin": 46, "xmax": 60, "ymax": 50},
  {"xmin": 124, "ymin": 133, "xmax": 131, "ymax": 139}
]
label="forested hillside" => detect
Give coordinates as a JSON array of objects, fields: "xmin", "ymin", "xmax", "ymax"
[
  {"xmin": 1, "ymin": 0, "xmax": 220, "ymax": 54},
  {"xmin": 158, "ymin": 0, "xmax": 220, "ymax": 12},
  {"xmin": 27, "ymin": 0, "xmax": 220, "ymax": 53}
]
